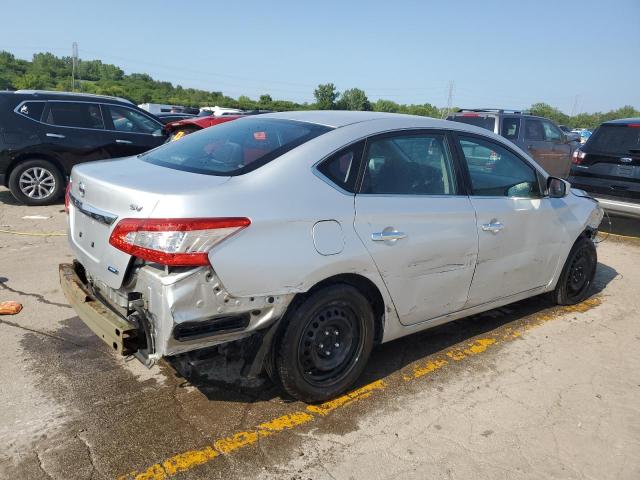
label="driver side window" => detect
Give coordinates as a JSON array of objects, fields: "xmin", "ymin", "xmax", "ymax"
[{"xmin": 458, "ymin": 136, "xmax": 540, "ymax": 198}]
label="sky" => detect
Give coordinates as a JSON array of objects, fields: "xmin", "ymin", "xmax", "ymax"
[{"xmin": 1, "ymin": 0, "xmax": 639, "ymax": 114}]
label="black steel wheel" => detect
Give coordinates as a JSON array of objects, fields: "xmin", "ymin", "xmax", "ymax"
[
  {"xmin": 275, "ymin": 284, "xmax": 375, "ymax": 403},
  {"xmin": 552, "ymin": 236, "xmax": 597, "ymax": 305}
]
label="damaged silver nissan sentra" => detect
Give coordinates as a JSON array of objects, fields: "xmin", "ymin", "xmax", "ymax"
[{"xmin": 60, "ymin": 111, "xmax": 604, "ymax": 402}]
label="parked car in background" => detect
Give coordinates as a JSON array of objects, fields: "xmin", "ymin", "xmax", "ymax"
[
  {"xmin": 448, "ymin": 109, "xmax": 574, "ymax": 178},
  {"xmin": 572, "ymin": 128, "xmax": 592, "ymax": 144},
  {"xmin": 155, "ymin": 112, "xmax": 197, "ymax": 124},
  {"xmin": 138, "ymin": 103, "xmax": 199, "ymax": 116},
  {"xmin": 569, "ymin": 118, "xmax": 640, "ymax": 218},
  {"xmin": 60, "ymin": 111, "xmax": 603, "ymax": 402},
  {"xmin": 199, "ymin": 106, "xmax": 245, "ymax": 117},
  {"xmin": 559, "ymin": 125, "xmax": 581, "ymax": 144},
  {"xmin": 0, "ymin": 90, "xmax": 166, "ymax": 205},
  {"xmin": 163, "ymin": 114, "xmax": 245, "ymax": 142}
]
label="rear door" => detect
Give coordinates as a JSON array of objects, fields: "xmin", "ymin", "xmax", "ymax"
[
  {"xmin": 101, "ymin": 104, "xmax": 165, "ymax": 158},
  {"xmin": 354, "ymin": 130, "xmax": 478, "ymax": 325},
  {"xmin": 41, "ymin": 101, "xmax": 113, "ymax": 173},
  {"xmin": 453, "ymin": 134, "xmax": 566, "ymax": 307}
]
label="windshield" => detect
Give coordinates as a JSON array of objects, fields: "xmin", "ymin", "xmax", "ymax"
[
  {"xmin": 142, "ymin": 118, "xmax": 332, "ymax": 176},
  {"xmin": 588, "ymin": 125, "xmax": 640, "ymax": 154},
  {"xmin": 449, "ymin": 114, "xmax": 497, "ymax": 132}
]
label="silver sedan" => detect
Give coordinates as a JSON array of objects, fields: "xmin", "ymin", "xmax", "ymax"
[{"xmin": 60, "ymin": 111, "xmax": 603, "ymax": 402}]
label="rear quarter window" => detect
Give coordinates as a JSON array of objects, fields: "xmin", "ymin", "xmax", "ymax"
[{"xmin": 16, "ymin": 101, "xmax": 45, "ymax": 121}]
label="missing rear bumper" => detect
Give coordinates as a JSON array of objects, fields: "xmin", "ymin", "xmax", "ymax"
[{"xmin": 59, "ymin": 262, "xmax": 140, "ymax": 355}]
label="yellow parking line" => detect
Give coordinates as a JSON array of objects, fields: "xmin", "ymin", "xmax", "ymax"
[
  {"xmin": 117, "ymin": 297, "xmax": 602, "ymax": 480},
  {"xmin": 605, "ymin": 232, "xmax": 640, "ymax": 241}
]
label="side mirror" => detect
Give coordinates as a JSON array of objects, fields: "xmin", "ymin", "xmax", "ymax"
[{"xmin": 548, "ymin": 177, "xmax": 567, "ymax": 198}]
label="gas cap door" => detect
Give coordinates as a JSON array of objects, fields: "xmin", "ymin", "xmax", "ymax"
[{"xmin": 312, "ymin": 220, "xmax": 344, "ymax": 256}]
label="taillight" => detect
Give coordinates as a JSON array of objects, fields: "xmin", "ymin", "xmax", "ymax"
[
  {"xmin": 572, "ymin": 150, "xmax": 586, "ymax": 165},
  {"xmin": 64, "ymin": 179, "xmax": 72, "ymax": 213},
  {"xmin": 109, "ymin": 218, "xmax": 251, "ymax": 266}
]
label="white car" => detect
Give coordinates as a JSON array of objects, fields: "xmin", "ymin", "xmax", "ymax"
[{"xmin": 60, "ymin": 111, "xmax": 603, "ymax": 402}]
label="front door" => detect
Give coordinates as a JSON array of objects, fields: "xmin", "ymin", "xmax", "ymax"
[
  {"xmin": 354, "ymin": 131, "xmax": 478, "ymax": 326},
  {"xmin": 454, "ymin": 134, "xmax": 566, "ymax": 307},
  {"xmin": 101, "ymin": 104, "xmax": 166, "ymax": 158}
]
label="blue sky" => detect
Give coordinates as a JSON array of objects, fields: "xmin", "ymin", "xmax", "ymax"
[{"xmin": 1, "ymin": 0, "xmax": 638, "ymax": 113}]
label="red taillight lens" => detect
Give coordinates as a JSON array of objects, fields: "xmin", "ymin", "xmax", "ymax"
[
  {"xmin": 109, "ymin": 217, "xmax": 251, "ymax": 266},
  {"xmin": 64, "ymin": 180, "xmax": 72, "ymax": 213},
  {"xmin": 572, "ymin": 150, "xmax": 586, "ymax": 165}
]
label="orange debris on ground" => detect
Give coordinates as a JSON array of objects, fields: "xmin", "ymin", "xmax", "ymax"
[{"xmin": 0, "ymin": 301, "xmax": 23, "ymax": 315}]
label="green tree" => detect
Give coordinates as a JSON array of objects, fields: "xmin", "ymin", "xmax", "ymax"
[
  {"xmin": 338, "ymin": 88, "xmax": 370, "ymax": 111},
  {"xmin": 314, "ymin": 83, "xmax": 339, "ymax": 110},
  {"xmin": 259, "ymin": 94, "xmax": 273, "ymax": 107},
  {"xmin": 373, "ymin": 99, "xmax": 401, "ymax": 113}
]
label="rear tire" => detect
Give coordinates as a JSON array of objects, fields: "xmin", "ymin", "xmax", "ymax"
[
  {"xmin": 275, "ymin": 285, "xmax": 375, "ymax": 403},
  {"xmin": 8, "ymin": 159, "xmax": 64, "ymax": 206},
  {"xmin": 552, "ymin": 236, "xmax": 597, "ymax": 305}
]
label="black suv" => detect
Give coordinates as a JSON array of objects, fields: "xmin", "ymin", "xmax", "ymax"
[
  {"xmin": 569, "ymin": 118, "xmax": 640, "ymax": 218},
  {"xmin": 447, "ymin": 109, "xmax": 576, "ymax": 179},
  {"xmin": 0, "ymin": 90, "xmax": 166, "ymax": 205}
]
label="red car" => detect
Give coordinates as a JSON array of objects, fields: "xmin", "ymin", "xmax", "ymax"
[{"xmin": 163, "ymin": 115, "xmax": 245, "ymax": 142}]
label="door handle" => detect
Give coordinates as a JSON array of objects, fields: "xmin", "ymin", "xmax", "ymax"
[
  {"xmin": 481, "ymin": 221, "xmax": 504, "ymax": 233},
  {"xmin": 46, "ymin": 133, "xmax": 65, "ymax": 138},
  {"xmin": 371, "ymin": 230, "xmax": 407, "ymax": 242},
  {"xmin": 116, "ymin": 139, "xmax": 132, "ymax": 144}
]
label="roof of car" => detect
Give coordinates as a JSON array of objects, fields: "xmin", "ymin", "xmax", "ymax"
[
  {"xmin": 3, "ymin": 89, "xmax": 134, "ymax": 105},
  {"xmin": 259, "ymin": 110, "xmax": 460, "ymax": 129},
  {"xmin": 601, "ymin": 118, "xmax": 640, "ymax": 125}
]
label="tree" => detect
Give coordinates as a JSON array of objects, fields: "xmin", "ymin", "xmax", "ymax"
[
  {"xmin": 314, "ymin": 83, "xmax": 339, "ymax": 110},
  {"xmin": 338, "ymin": 88, "xmax": 370, "ymax": 111},
  {"xmin": 259, "ymin": 94, "xmax": 273, "ymax": 106},
  {"xmin": 373, "ymin": 99, "xmax": 401, "ymax": 113}
]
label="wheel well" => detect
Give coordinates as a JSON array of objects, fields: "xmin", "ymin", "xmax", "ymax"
[
  {"xmin": 296, "ymin": 274, "xmax": 386, "ymax": 344},
  {"xmin": 6, "ymin": 154, "xmax": 67, "ymax": 186}
]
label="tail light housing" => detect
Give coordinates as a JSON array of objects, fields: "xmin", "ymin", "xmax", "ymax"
[
  {"xmin": 109, "ymin": 217, "xmax": 251, "ymax": 266},
  {"xmin": 572, "ymin": 150, "xmax": 586, "ymax": 165},
  {"xmin": 64, "ymin": 179, "xmax": 72, "ymax": 213}
]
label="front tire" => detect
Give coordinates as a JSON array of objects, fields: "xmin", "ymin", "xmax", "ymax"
[
  {"xmin": 8, "ymin": 159, "xmax": 64, "ymax": 206},
  {"xmin": 552, "ymin": 236, "xmax": 597, "ymax": 305},
  {"xmin": 275, "ymin": 285, "xmax": 375, "ymax": 403}
]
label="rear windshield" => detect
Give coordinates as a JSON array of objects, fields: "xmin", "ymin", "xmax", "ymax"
[
  {"xmin": 142, "ymin": 118, "xmax": 332, "ymax": 176},
  {"xmin": 588, "ymin": 124, "xmax": 640, "ymax": 154},
  {"xmin": 449, "ymin": 115, "xmax": 496, "ymax": 132}
]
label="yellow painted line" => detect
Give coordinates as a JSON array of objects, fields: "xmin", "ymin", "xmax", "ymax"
[
  {"xmin": 604, "ymin": 232, "xmax": 640, "ymax": 241},
  {"xmin": 117, "ymin": 297, "xmax": 602, "ymax": 480}
]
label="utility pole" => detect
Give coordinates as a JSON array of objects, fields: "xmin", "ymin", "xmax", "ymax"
[
  {"xmin": 71, "ymin": 42, "xmax": 79, "ymax": 91},
  {"xmin": 570, "ymin": 94, "xmax": 579, "ymax": 116},
  {"xmin": 443, "ymin": 80, "xmax": 454, "ymax": 118}
]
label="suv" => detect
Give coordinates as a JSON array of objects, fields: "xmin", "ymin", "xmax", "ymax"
[
  {"xmin": 0, "ymin": 90, "xmax": 166, "ymax": 205},
  {"xmin": 447, "ymin": 109, "xmax": 574, "ymax": 178},
  {"xmin": 569, "ymin": 118, "xmax": 640, "ymax": 218}
]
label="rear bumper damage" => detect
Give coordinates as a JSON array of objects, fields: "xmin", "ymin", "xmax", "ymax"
[{"xmin": 59, "ymin": 261, "xmax": 294, "ymax": 367}]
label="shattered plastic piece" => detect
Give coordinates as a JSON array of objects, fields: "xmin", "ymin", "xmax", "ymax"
[{"xmin": 0, "ymin": 301, "xmax": 23, "ymax": 315}]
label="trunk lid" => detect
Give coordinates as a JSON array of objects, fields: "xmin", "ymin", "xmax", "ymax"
[{"xmin": 68, "ymin": 156, "xmax": 230, "ymax": 289}]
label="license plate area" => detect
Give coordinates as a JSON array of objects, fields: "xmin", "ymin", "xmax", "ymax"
[
  {"xmin": 616, "ymin": 164, "xmax": 635, "ymax": 178},
  {"xmin": 72, "ymin": 208, "xmax": 110, "ymax": 262}
]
